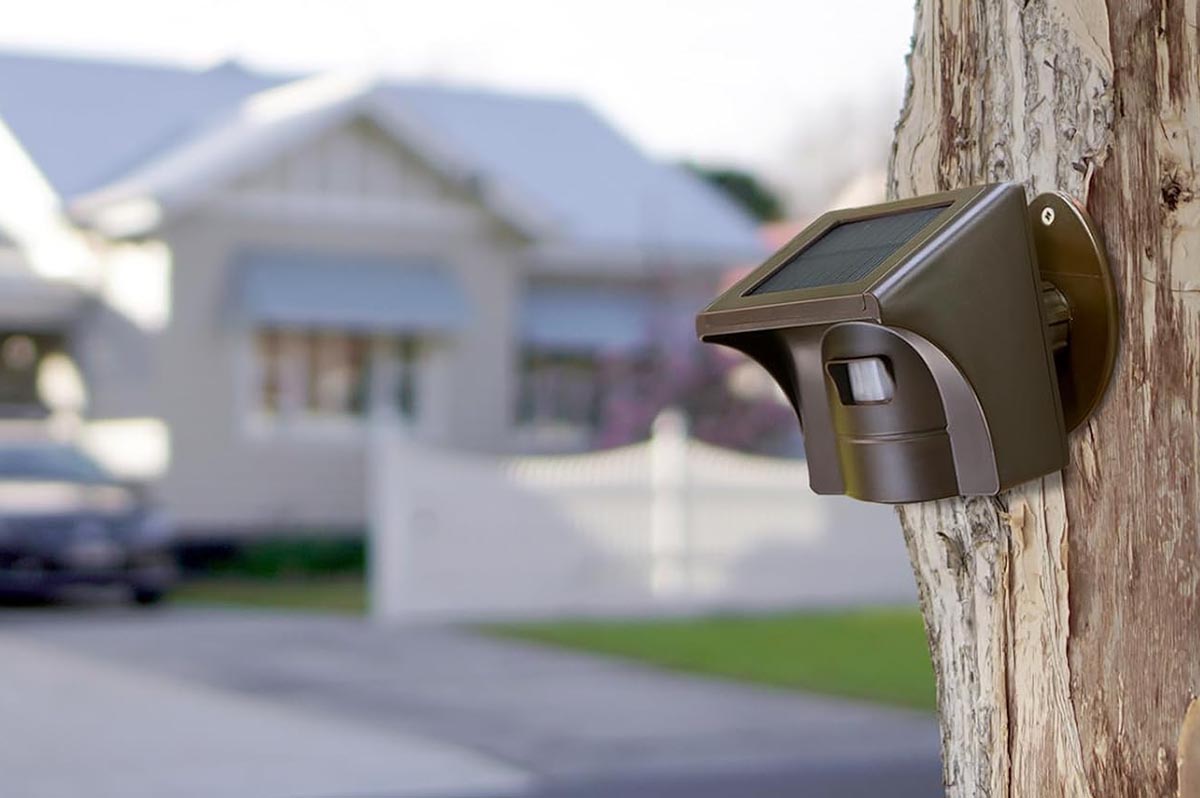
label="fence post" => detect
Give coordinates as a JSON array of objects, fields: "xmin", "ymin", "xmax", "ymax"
[
  {"xmin": 650, "ymin": 408, "xmax": 690, "ymax": 598},
  {"xmin": 367, "ymin": 412, "xmax": 413, "ymax": 622}
]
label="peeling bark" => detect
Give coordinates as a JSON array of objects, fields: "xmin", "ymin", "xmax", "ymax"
[
  {"xmin": 1181, "ymin": 700, "xmax": 1200, "ymax": 797},
  {"xmin": 890, "ymin": 1, "xmax": 1200, "ymax": 796}
]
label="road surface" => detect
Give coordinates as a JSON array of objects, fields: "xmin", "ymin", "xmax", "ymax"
[{"xmin": 0, "ymin": 605, "xmax": 942, "ymax": 797}]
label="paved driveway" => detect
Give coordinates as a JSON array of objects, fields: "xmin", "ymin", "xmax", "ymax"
[{"xmin": 0, "ymin": 606, "xmax": 942, "ymax": 797}]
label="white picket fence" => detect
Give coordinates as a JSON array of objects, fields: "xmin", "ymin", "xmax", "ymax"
[{"xmin": 368, "ymin": 412, "xmax": 914, "ymax": 622}]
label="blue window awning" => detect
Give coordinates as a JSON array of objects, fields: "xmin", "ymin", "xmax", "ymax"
[
  {"xmin": 237, "ymin": 250, "xmax": 469, "ymax": 334},
  {"xmin": 520, "ymin": 285, "xmax": 656, "ymax": 351}
]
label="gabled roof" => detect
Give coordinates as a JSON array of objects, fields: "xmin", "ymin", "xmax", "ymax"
[
  {"xmin": 64, "ymin": 71, "xmax": 557, "ymax": 239},
  {"xmin": 0, "ymin": 51, "xmax": 763, "ymax": 263},
  {"xmin": 0, "ymin": 53, "xmax": 280, "ymax": 198}
]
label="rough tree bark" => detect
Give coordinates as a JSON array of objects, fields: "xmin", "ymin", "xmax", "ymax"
[{"xmin": 889, "ymin": 2, "xmax": 1200, "ymax": 796}]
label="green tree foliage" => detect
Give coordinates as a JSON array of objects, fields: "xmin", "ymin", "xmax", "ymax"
[{"xmin": 685, "ymin": 163, "xmax": 785, "ymax": 222}]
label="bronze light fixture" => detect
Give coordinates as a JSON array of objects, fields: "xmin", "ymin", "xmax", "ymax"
[{"xmin": 696, "ymin": 183, "xmax": 1117, "ymax": 503}]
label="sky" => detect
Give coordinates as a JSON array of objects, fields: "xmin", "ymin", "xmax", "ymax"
[{"xmin": 0, "ymin": 0, "xmax": 916, "ymax": 209}]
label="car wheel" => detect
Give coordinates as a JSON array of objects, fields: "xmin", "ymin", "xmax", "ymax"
[{"xmin": 130, "ymin": 587, "xmax": 166, "ymax": 606}]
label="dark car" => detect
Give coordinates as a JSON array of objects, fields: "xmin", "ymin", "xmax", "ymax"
[{"xmin": 0, "ymin": 441, "xmax": 176, "ymax": 604}]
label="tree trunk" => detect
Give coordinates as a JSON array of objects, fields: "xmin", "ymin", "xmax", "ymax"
[{"xmin": 889, "ymin": 2, "xmax": 1200, "ymax": 796}]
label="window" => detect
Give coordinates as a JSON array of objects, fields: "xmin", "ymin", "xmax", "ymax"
[
  {"xmin": 371, "ymin": 337, "xmax": 421, "ymax": 419},
  {"xmin": 0, "ymin": 332, "xmax": 65, "ymax": 417},
  {"xmin": 253, "ymin": 329, "xmax": 420, "ymax": 423},
  {"xmin": 516, "ymin": 347, "xmax": 660, "ymax": 443},
  {"xmin": 517, "ymin": 351, "xmax": 605, "ymax": 431}
]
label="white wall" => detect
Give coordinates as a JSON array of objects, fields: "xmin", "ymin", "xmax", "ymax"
[{"xmin": 369, "ymin": 413, "xmax": 914, "ymax": 622}]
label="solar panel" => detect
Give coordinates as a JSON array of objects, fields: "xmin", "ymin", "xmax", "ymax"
[{"xmin": 747, "ymin": 205, "xmax": 949, "ymax": 295}]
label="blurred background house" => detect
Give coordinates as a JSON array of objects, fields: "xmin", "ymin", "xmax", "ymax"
[
  {"xmin": 0, "ymin": 5, "xmax": 950, "ymax": 797},
  {"xmin": 0, "ymin": 51, "xmax": 797, "ymax": 537},
  {"xmin": 0, "ymin": 0, "xmax": 928, "ymax": 572}
]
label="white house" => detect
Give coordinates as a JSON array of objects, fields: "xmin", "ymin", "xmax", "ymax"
[{"xmin": 0, "ymin": 51, "xmax": 763, "ymax": 535}]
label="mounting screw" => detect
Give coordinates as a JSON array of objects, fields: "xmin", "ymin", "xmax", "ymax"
[{"xmin": 1041, "ymin": 206, "xmax": 1056, "ymax": 226}]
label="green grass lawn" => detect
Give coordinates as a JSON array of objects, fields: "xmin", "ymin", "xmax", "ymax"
[
  {"xmin": 487, "ymin": 607, "xmax": 936, "ymax": 711},
  {"xmin": 171, "ymin": 576, "xmax": 934, "ymax": 711},
  {"xmin": 171, "ymin": 576, "xmax": 367, "ymax": 615}
]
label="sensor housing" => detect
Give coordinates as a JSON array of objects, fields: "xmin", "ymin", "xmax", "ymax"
[{"xmin": 696, "ymin": 183, "xmax": 1117, "ymax": 503}]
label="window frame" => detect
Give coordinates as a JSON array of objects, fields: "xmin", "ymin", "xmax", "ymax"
[
  {"xmin": 513, "ymin": 343, "xmax": 659, "ymax": 449},
  {"xmin": 240, "ymin": 326, "xmax": 423, "ymax": 441}
]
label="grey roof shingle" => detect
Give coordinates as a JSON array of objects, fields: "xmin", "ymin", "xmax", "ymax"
[
  {"xmin": 0, "ymin": 51, "xmax": 762, "ymax": 258},
  {"xmin": 0, "ymin": 53, "xmax": 280, "ymax": 197}
]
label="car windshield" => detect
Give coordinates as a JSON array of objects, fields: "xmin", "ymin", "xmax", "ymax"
[{"xmin": 0, "ymin": 445, "xmax": 112, "ymax": 483}]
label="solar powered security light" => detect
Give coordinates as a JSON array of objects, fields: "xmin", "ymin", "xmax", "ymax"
[{"xmin": 696, "ymin": 183, "xmax": 1117, "ymax": 503}]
